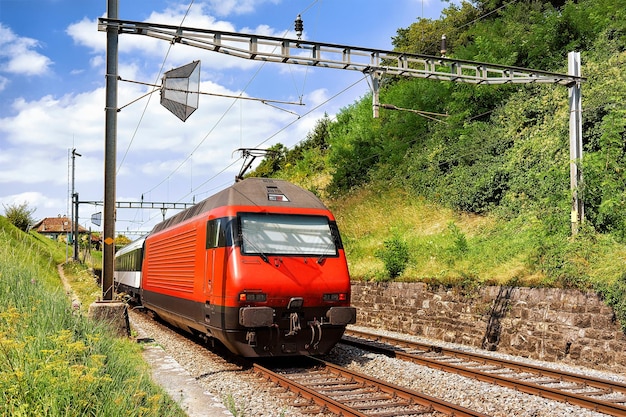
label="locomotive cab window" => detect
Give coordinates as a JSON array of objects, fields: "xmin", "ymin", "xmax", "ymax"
[
  {"xmin": 206, "ymin": 217, "xmax": 235, "ymax": 249},
  {"xmin": 239, "ymin": 213, "xmax": 338, "ymax": 257}
]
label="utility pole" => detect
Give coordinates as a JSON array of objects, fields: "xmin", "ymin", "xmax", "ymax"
[
  {"xmin": 71, "ymin": 148, "xmax": 81, "ymax": 261},
  {"xmin": 568, "ymin": 51, "xmax": 584, "ymax": 234},
  {"xmin": 88, "ymin": 0, "xmax": 128, "ymax": 338},
  {"xmin": 102, "ymin": 0, "xmax": 119, "ymax": 300}
]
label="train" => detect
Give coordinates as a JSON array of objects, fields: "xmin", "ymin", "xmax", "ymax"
[{"xmin": 114, "ymin": 177, "xmax": 356, "ymax": 357}]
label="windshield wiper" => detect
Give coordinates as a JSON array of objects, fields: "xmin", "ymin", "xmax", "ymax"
[
  {"xmin": 317, "ymin": 240, "xmax": 336, "ymax": 264},
  {"xmin": 242, "ymin": 235, "xmax": 269, "ymax": 263}
]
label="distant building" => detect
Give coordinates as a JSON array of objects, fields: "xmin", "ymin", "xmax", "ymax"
[{"xmin": 32, "ymin": 216, "xmax": 88, "ymax": 240}]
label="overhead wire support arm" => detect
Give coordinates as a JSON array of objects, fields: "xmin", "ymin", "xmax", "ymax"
[
  {"xmin": 78, "ymin": 200, "xmax": 195, "ymax": 210},
  {"xmin": 97, "ymin": 18, "xmax": 585, "ymax": 87},
  {"xmin": 116, "ymin": 76, "xmax": 305, "ymax": 112}
]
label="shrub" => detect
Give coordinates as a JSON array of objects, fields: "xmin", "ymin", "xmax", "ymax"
[
  {"xmin": 447, "ymin": 222, "xmax": 468, "ymax": 255},
  {"xmin": 3, "ymin": 202, "xmax": 36, "ymax": 232},
  {"xmin": 595, "ymin": 273, "xmax": 626, "ymax": 334},
  {"xmin": 376, "ymin": 233, "xmax": 410, "ymax": 280}
]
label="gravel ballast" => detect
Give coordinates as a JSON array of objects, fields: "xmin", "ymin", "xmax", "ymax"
[{"xmin": 129, "ymin": 311, "xmax": 624, "ymax": 417}]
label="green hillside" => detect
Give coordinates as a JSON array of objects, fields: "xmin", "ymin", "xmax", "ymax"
[
  {"xmin": 249, "ymin": 1, "xmax": 626, "ymax": 326},
  {"xmin": 0, "ymin": 216, "xmax": 185, "ymax": 416}
]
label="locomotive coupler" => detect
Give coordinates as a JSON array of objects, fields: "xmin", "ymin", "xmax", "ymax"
[
  {"xmin": 246, "ymin": 331, "xmax": 257, "ymax": 346},
  {"xmin": 285, "ymin": 312, "xmax": 301, "ymax": 336},
  {"xmin": 305, "ymin": 318, "xmax": 322, "ymax": 350}
]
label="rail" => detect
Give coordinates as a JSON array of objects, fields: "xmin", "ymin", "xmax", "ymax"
[{"xmin": 343, "ymin": 329, "xmax": 626, "ymax": 417}]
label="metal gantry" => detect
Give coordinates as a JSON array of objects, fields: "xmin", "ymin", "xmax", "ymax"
[
  {"xmin": 100, "ymin": 18, "xmax": 585, "ymax": 226},
  {"xmin": 79, "ymin": 200, "xmax": 195, "ymax": 221},
  {"xmin": 98, "ymin": 18, "xmax": 581, "ymax": 86},
  {"xmin": 98, "ymin": 15, "xmax": 586, "ymax": 298}
]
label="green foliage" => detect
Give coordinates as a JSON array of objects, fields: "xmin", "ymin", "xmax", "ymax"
[
  {"xmin": 375, "ymin": 232, "xmax": 410, "ymax": 280},
  {"xmin": 249, "ymin": 115, "xmax": 332, "ymax": 180},
  {"xmin": 447, "ymin": 222, "xmax": 468, "ymax": 255},
  {"xmin": 3, "ymin": 202, "xmax": 36, "ymax": 232},
  {"xmin": 248, "ymin": 143, "xmax": 288, "ymax": 178},
  {"xmin": 0, "ymin": 216, "xmax": 185, "ymax": 417},
  {"xmin": 595, "ymin": 273, "xmax": 626, "ymax": 334},
  {"xmin": 392, "ymin": 2, "xmax": 480, "ymax": 56},
  {"xmin": 579, "ymin": 41, "xmax": 626, "ymax": 240},
  {"xmin": 327, "ymin": 99, "xmax": 379, "ymax": 193}
]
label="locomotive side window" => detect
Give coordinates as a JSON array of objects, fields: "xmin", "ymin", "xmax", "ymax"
[
  {"xmin": 206, "ymin": 217, "xmax": 235, "ymax": 249},
  {"xmin": 239, "ymin": 213, "xmax": 338, "ymax": 257}
]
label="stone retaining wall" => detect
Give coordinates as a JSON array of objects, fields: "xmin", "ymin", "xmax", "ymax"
[{"xmin": 351, "ymin": 281, "xmax": 626, "ymax": 373}]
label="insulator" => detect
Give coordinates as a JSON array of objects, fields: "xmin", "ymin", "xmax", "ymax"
[
  {"xmin": 440, "ymin": 34, "xmax": 447, "ymax": 57},
  {"xmin": 295, "ymin": 14, "xmax": 303, "ymax": 39}
]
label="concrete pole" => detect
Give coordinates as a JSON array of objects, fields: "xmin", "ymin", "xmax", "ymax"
[
  {"xmin": 371, "ymin": 72, "xmax": 380, "ymax": 118},
  {"xmin": 568, "ymin": 51, "xmax": 583, "ymax": 235},
  {"xmin": 103, "ymin": 0, "xmax": 118, "ymax": 300}
]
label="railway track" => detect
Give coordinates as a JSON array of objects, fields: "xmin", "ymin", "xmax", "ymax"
[
  {"xmin": 341, "ymin": 329, "xmax": 626, "ymax": 417},
  {"xmin": 253, "ymin": 357, "xmax": 489, "ymax": 417}
]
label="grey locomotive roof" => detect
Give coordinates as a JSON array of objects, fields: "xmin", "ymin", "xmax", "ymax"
[{"xmin": 151, "ymin": 178, "xmax": 328, "ymax": 234}]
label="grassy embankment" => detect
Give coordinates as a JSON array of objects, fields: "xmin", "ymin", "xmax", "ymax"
[
  {"xmin": 0, "ymin": 216, "xmax": 185, "ymax": 417},
  {"xmin": 332, "ymin": 185, "xmax": 626, "ymax": 290}
]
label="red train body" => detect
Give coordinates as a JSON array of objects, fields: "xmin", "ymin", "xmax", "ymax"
[{"xmin": 115, "ymin": 178, "xmax": 356, "ymax": 357}]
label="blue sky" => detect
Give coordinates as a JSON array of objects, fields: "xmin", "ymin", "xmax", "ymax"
[{"xmin": 0, "ymin": 0, "xmax": 449, "ymax": 235}]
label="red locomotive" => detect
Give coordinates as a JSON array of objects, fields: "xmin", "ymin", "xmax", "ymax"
[{"xmin": 114, "ymin": 178, "xmax": 356, "ymax": 357}]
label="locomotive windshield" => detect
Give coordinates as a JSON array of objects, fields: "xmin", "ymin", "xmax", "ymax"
[{"xmin": 239, "ymin": 213, "xmax": 338, "ymax": 257}]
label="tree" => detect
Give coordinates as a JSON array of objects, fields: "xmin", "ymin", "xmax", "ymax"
[
  {"xmin": 3, "ymin": 202, "xmax": 36, "ymax": 232},
  {"xmin": 247, "ymin": 143, "xmax": 288, "ymax": 178}
]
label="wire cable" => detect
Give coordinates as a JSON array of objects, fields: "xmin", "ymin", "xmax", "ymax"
[
  {"xmin": 134, "ymin": 75, "xmax": 368, "ymax": 229},
  {"xmin": 138, "ymin": 0, "xmax": 324, "ymax": 201},
  {"xmin": 117, "ymin": 0, "xmax": 196, "ymax": 175}
]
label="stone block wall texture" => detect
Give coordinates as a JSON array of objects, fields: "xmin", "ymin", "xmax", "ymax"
[{"xmin": 351, "ymin": 281, "xmax": 626, "ymax": 373}]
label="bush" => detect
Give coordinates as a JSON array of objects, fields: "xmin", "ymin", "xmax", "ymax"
[
  {"xmin": 376, "ymin": 233, "xmax": 410, "ymax": 280},
  {"xmin": 3, "ymin": 202, "xmax": 36, "ymax": 232},
  {"xmin": 595, "ymin": 273, "xmax": 626, "ymax": 334}
]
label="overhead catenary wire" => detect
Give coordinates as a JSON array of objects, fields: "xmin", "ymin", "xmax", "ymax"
[
  {"xmin": 124, "ymin": 1, "xmax": 477, "ymax": 233},
  {"xmin": 131, "ymin": 1, "xmax": 334, "ymax": 229},
  {"xmin": 139, "ymin": 0, "xmax": 326, "ymax": 200},
  {"xmin": 137, "ymin": 22, "xmax": 293, "ymax": 201},
  {"xmin": 100, "ymin": 1, "xmax": 521, "ymax": 233},
  {"xmin": 133, "ymin": 74, "xmax": 369, "ymax": 230},
  {"xmin": 117, "ymin": 0, "xmax": 196, "ymax": 175}
]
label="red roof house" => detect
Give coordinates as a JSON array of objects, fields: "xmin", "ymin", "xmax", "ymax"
[{"xmin": 32, "ymin": 216, "xmax": 88, "ymax": 240}]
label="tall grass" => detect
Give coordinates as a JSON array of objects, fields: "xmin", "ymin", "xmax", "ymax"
[
  {"xmin": 0, "ymin": 217, "xmax": 185, "ymax": 417},
  {"xmin": 331, "ymin": 186, "xmax": 626, "ymax": 290}
]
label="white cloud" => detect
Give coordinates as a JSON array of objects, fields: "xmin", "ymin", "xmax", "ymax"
[
  {"xmin": 205, "ymin": 0, "xmax": 282, "ymax": 17},
  {"xmin": 0, "ymin": 191, "xmax": 66, "ymax": 219},
  {"xmin": 0, "ymin": 23, "xmax": 53, "ymax": 76},
  {"xmin": 66, "ymin": 17, "xmax": 104, "ymax": 52},
  {"xmin": 64, "ymin": 6, "xmax": 292, "ymax": 75}
]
